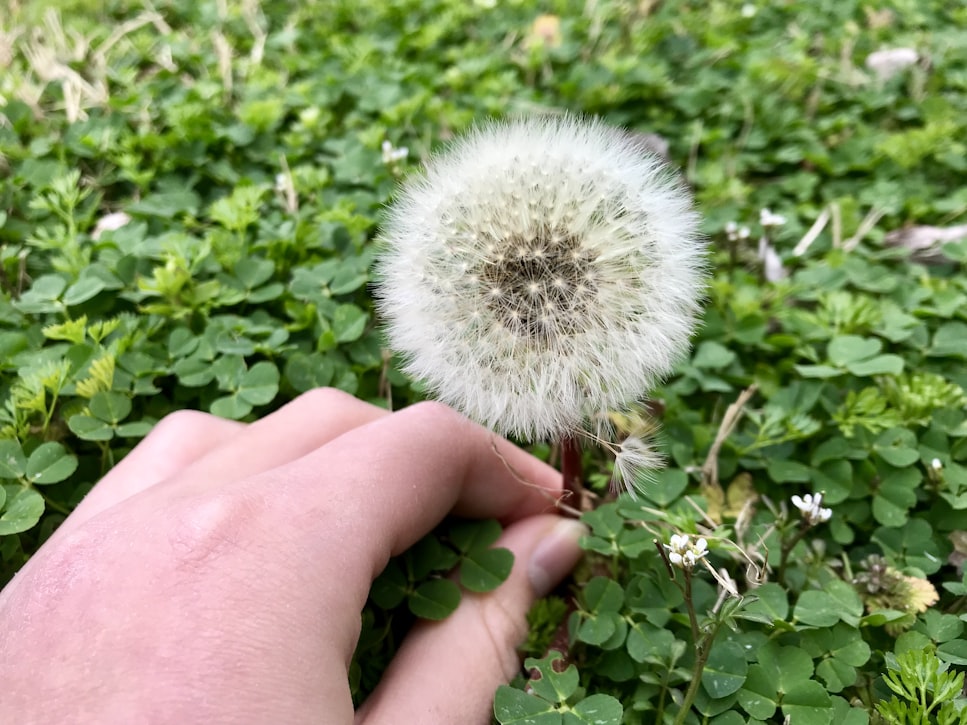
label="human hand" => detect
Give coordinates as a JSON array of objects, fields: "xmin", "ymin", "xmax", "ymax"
[{"xmin": 0, "ymin": 390, "xmax": 585, "ymax": 724}]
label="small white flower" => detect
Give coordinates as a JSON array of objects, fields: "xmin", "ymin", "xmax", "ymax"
[
  {"xmin": 865, "ymin": 48, "xmax": 918, "ymax": 80},
  {"xmin": 760, "ymin": 208, "xmax": 786, "ymax": 228},
  {"xmin": 91, "ymin": 211, "xmax": 132, "ymax": 240},
  {"xmin": 666, "ymin": 533, "xmax": 708, "ymax": 571},
  {"xmin": 741, "ymin": 4, "xmax": 756, "ymax": 18},
  {"xmin": 791, "ymin": 493, "xmax": 832, "ymax": 526},
  {"xmin": 376, "ymin": 116, "xmax": 706, "ymax": 491},
  {"xmin": 931, "ymin": 458, "xmax": 943, "ymax": 471},
  {"xmin": 382, "ymin": 140, "xmax": 409, "ymax": 164}
]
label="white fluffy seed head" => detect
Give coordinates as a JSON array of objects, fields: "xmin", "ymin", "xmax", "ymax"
[{"xmin": 376, "ymin": 115, "xmax": 707, "ymax": 454}]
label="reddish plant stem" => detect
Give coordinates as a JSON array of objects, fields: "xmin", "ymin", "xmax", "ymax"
[{"xmin": 560, "ymin": 436, "xmax": 583, "ymax": 506}]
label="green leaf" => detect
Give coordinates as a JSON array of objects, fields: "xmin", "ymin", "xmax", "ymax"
[
  {"xmin": 830, "ymin": 696, "xmax": 870, "ymax": 725},
  {"xmin": 460, "ymin": 547, "xmax": 514, "ymax": 593},
  {"xmin": 827, "ymin": 335, "xmax": 881, "ymax": 366},
  {"xmin": 67, "ymin": 415, "xmax": 115, "ymax": 441},
  {"xmin": 641, "ymin": 468, "xmax": 688, "ymax": 506},
  {"xmin": 915, "ymin": 610, "xmax": 964, "ymax": 643},
  {"xmin": 234, "ymin": 257, "xmax": 274, "ymax": 288},
  {"xmin": 525, "ymin": 652, "xmax": 579, "ymax": 703},
  {"xmin": 173, "ymin": 355, "xmax": 215, "ymax": 387},
  {"xmin": 811, "ymin": 437, "xmax": 863, "ymax": 466},
  {"xmin": 626, "ymin": 622, "xmax": 678, "ymax": 663},
  {"xmin": 212, "ymin": 354, "xmax": 246, "ymax": 389},
  {"xmin": 872, "ymin": 466, "xmax": 921, "ymax": 527},
  {"xmin": 63, "ymin": 276, "xmax": 107, "ymax": 306},
  {"xmin": 937, "ymin": 639, "xmax": 967, "ymax": 666},
  {"xmin": 25, "ymin": 442, "xmax": 78, "ymax": 484},
  {"xmin": 581, "ymin": 504, "xmax": 624, "ymax": 540},
  {"xmin": 408, "ymin": 579, "xmax": 461, "ymax": 620},
  {"xmin": 708, "ymin": 713, "xmax": 746, "ymax": 725},
  {"xmin": 128, "ymin": 189, "xmax": 201, "ymax": 218},
  {"xmin": 771, "ymin": 646, "xmax": 815, "ymax": 693},
  {"xmin": 702, "ymin": 640, "xmax": 748, "ymax": 698},
  {"xmin": 742, "ymin": 583, "xmax": 789, "ymax": 623},
  {"xmin": 493, "ymin": 686, "xmax": 560, "ymax": 724},
  {"xmin": 692, "ymin": 341, "xmax": 737, "ymax": 369},
  {"xmin": 369, "ymin": 560, "xmax": 408, "ymax": 609},
  {"xmin": 567, "ymin": 694, "xmax": 623, "ymax": 724},
  {"xmin": 929, "ymin": 322, "xmax": 967, "ymax": 359},
  {"xmin": 845, "ymin": 354, "xmax": 904, "ymax": 377},
  {"xmin": 811, "ymin": 460, "xmax": 853, "ymax": 505},
  {"xmin": 0, "ymin": 440, "xmax": 27, "ymax": 479},
  {"xmin": 873, "ymin": 518, "xmax": 944, "ymax": 575},
  {"xmin": 824, "ymin": 580, "xmax": 864, "ymax": 627},
  {"xmin": 0, "ymin": 484, "xmax": 45, "ymax": 535},
  {"xmin": 737, "ymin": 665, "xmax": 779, "ymax": 720},
  {"xmin": 408, "ymin": 534, "xmax": 459, "ymax": 578},
  {"xmin": 582, "ymin": 576, "xmax": 624, "ymax": 612},
  {"xmin": 210, "ymin": 394, "xmax": 253, "ymax": 420},
  {"xmin": 15, "ymin": 274, "xmax": 66, "ymax": 313},
  {"xmin": 331, "ymin": 304, "xmax": 368, "ymax": 343},
  {"xmin": 284, "ymin": 352, "xmax": 335, "ymax": 393},
  {"xmin": 816, "ymin": 657, "xmax": 856, "ymax": 693},
  {"xmin": 89, "ymin": 391, "xmax": 132, "ymax": 424},
  {"xmin": 780, "ymin": 680, "xmax": 832, "ymax": 724},
  {"xmin": 576, "ymin": 611, "xmax": 621, "ymax": 646},
  {"xmin": 796, "ymin": 364, "xmax": 842, "ymax": 379},
  {"xmin": 873, "ymin": 428, "xmax": 920, "ymax": 467},
  {"xmin": 237, "ymin": 361, "xmax": 280, "ymax": 406},
  {"xmin": 449, "ymin": 518, "xmax": 502, "ymax": 551},
  {"xmin": 767, "ymin": 459, "xmax": 813, "ymax": 483},
  {"xmin": 116, "ymin": 420, "xmax": 154, "ymax": 438}
]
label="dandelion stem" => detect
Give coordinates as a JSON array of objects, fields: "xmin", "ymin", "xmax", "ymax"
[{"xmin": 560, "ymin": 436, "xmax": 584, "ymax": 508}]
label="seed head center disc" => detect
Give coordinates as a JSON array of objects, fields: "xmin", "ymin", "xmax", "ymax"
[{"xmin": 477, "ymin": 227, "xmax": 596, "ymax": 344}]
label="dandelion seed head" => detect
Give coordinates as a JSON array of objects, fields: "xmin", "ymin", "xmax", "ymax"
[{"xmin": 376, "ymin": 115, "xmax": 706, "ymax": 444}]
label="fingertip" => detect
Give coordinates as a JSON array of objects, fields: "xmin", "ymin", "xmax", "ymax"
[
  {"xmin": 356, "ymin": 515, "xmax": 585, "ymax": 725},
  {"xmin": 527, "ymin": 518, "xmax": 587, "ymax": 597}
]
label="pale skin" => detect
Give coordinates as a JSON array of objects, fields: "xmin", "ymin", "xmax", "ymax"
[{"xmin": 0, "ymin": 389, "xmax": 585, "ymax": 724}]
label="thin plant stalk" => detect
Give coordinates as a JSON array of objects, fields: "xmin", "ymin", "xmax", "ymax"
[
  {"xmin": 560, "ymin": 436, "xmax": 584, "ymax": 511},
  {"xmin": 776, "ymin": 523, "xmax": 810, "ymax": 587}
]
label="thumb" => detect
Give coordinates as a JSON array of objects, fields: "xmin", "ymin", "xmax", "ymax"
[{"xmin": 355, "ymin": 515, "xmax": 586, "ymax": 725}]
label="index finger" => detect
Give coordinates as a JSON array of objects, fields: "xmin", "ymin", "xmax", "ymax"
[{"xmin": 253, "ymin": 401, "xmax": 564, "ymax": 634}]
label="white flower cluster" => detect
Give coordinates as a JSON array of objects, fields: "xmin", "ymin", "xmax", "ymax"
[
  {"xmin": 759, "ymin": 208, "xmax": 787, "ymax": 228},
  {"xmin": 376, "ymin": 116, "xmax": 706, "ymax": 493},
  {"xmin": 381, "ymin": 140, "xmax": 409, "ymax": 165},
  {"xmin": 666, "ymin": 533, "xmax": 708, "ymax": 571},
  {"xmin": 724, "ymin": 221, "xmax": 750, "ymax": 242},
  {"xmin": 791, "ymin": 493, "xmax": 832, "ymax": 526}
]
